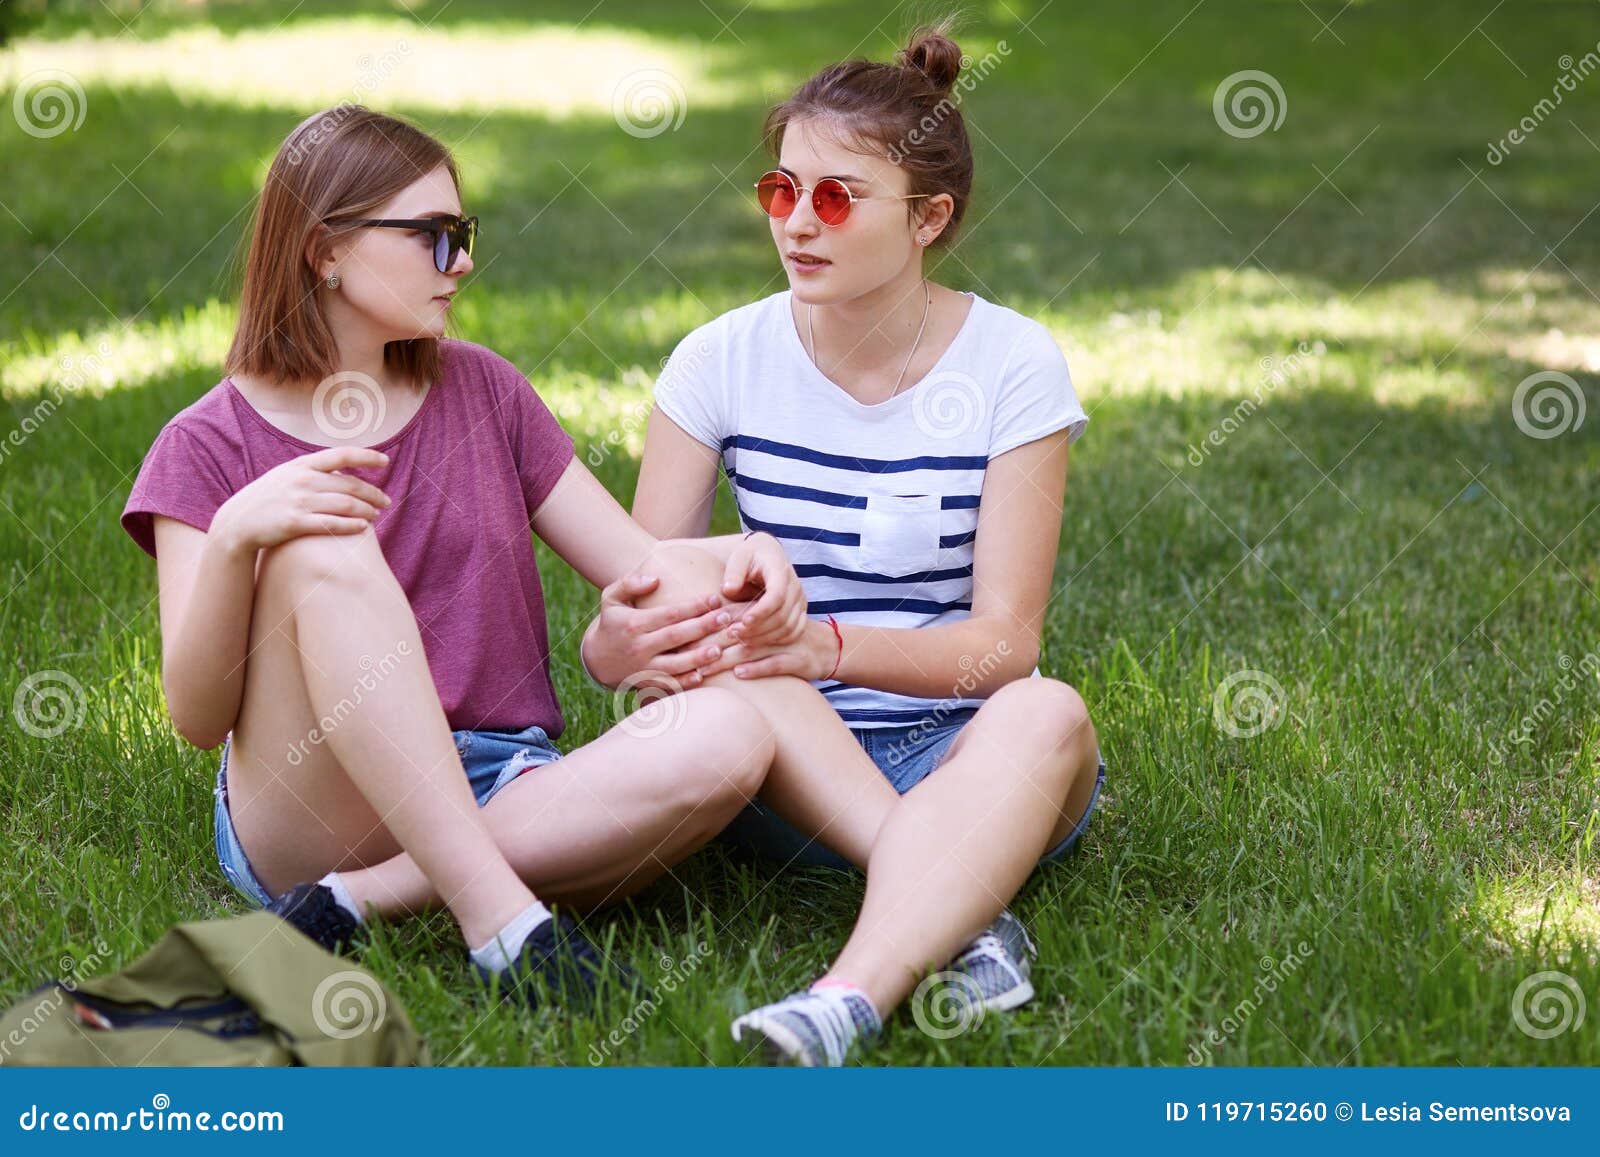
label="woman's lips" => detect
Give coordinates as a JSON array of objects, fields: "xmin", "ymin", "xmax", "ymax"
[{"xmin": 787, "ymin": 254, "xmax": 830, "ymax": 274}]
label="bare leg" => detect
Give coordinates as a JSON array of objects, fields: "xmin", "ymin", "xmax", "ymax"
[
  {"xmin": 338, "ymin": 687, "xmax": 776, "ymax": 917},
  {"xmin": 224, "ymin": 528, "xmax": 538, "ymax": 948},
  {"xmin": 335, "ymin": 543, "xmax": 896, "ymax": 917},
  {"xmin": 821, "ymin": 678, "xmax": 1102, "ymax": 1014}
]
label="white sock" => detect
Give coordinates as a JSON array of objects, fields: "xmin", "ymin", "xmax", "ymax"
[
  {"xmin": 468, "ymin": 900, "xmax": 553, "ymax": 974},
  {"xmin": 318, "ymin": 871, "xmax": 364, "ymax": 924}
]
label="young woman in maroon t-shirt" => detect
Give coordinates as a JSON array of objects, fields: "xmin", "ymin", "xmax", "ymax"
[{"xmin": 122, "ymin": 106, "xmax": 899, "ymax": 1008}]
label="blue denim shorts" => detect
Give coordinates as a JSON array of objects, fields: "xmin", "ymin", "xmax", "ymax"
[
  {"xmin": 213, "ymin": 722, "xmax": 564, "ymax": 908},
  {"xmin": 716, "ymin": 706, "xmax": 1107, "ymax": 871}
]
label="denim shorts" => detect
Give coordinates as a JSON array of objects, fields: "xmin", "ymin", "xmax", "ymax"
[
  {"xmin": 213, "ymin": 722, "xmax": 564, "ymax": 909},
  {"xmin": 716, "ymin": 706, "xmax": 1107, "ymax": 871}
]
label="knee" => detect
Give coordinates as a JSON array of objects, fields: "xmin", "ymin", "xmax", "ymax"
[
  {"xmin": 672, "ymin": 686, "xmax": 774, "ymax": 805},
  {"xmin": 258, "ymin": 528, "xmax": 390, "ymax": 592},
  {"xmin": 633, "ymin": 542, "xmax": 724, "ymax": 608},
  {"xmin": 990, "ymin": 678, "xmax": 1097, "ymax": 761}
]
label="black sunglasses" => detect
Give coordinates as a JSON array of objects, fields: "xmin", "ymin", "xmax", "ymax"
[{"xmin": 344, "ymin": 214, "xmax": 478, "ymax": 273}]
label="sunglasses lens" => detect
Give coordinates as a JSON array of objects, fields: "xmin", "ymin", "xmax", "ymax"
[
  {"xmin": 434, "ymin": 229, "xmax": 451, "ymax": 274},
  {"xmin": 813, "ymin": 180, "xmax": 852, "ymax": 226},
  {"xmin": 756, "ymin": 173, "xmax": 797, "ymax": 218}
]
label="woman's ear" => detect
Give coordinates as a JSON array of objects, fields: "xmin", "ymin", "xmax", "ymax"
[
  {"xmin": 304, "ymin": 224, "xmax": 337, "ymax": 281},
  {"xmin": 915, "ymin": 193, "xmax": 956, "ymax": 243}
]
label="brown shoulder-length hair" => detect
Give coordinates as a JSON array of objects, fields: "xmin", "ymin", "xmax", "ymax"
[
  {"xmin": 225, "ymin": 105, "xmax": 459, "ymax": 387},
  {"xmin": 761, "ymin": 20, "xmax": 975, "ymax": 247}
]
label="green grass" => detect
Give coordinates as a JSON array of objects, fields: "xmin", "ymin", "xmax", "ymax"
[{"xmin": 3, "ymin": 0, "xmax": 1599, "ymax": 1065}]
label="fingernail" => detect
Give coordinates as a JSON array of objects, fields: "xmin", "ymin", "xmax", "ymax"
[
  {"xmin": 707, "ymin": 647, "xmax": 720, "ymax": 659},
  {"xmin": 734, "ymin": 666, "xmax": 748, "ymax": 677},
  {"xmin": 716, "ymin": 612, "xmax": 731, "ymax": 625}
]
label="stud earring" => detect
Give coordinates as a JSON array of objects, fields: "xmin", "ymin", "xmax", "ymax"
[
  {"xmin": 325, "ymin": 273, "xmax": 341, "ymax": 289},
  {"xmin": 917, "ymin": 234, "xmax": 930, "ymax": 246}
]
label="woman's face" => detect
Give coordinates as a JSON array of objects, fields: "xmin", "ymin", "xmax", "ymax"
[
  {"xmin": 320, "ymin": 163, "xmax": 472, "ymax": 342},
  {"xmin": 769, "ymin": 117, "xmax": 927, "ymax": 306}
]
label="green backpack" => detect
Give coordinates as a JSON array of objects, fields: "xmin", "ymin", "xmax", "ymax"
[{"xmin": 1, "ymin": 912, "xmax": 428, "ymax": 1066}]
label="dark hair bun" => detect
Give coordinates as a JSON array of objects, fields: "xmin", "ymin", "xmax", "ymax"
[{"xmin": 899, "ymin": 25, "xmax": 963, "ymax": 94}]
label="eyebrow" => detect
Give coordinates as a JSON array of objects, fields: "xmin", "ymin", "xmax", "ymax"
[{"xmin": 778, "ymin": 165, "xmax": 868, "ymax": 184}]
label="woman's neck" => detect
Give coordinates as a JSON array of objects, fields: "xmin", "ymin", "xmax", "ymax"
[{"xmin": 807, "ymin": 266, "xmax": 933, "ymax": 374}]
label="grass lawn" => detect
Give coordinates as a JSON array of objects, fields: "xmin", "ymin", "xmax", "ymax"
[{"xmin": 2, "ymin": 0, "xmax": 1598, "ymax": 1065}]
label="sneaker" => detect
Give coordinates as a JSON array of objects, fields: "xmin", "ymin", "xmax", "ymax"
[
  {"xmin": 731, "ymin": 989, "xmax": 882, "ymax": 1067},
  {"xmin": 266, "ymin": 882, "xmax": 366, "ymax": 956},
  {"xmin": 945, "ymin": 909, "xmax": 1038, "ymax": 1011},
  {"xmin": 473, "ymin": 912, "xmax": 642, "ymax": 1011}
]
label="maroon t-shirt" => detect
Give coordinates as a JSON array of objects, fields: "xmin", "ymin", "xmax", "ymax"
[{"xmin": 121, "ymin": 339, "xmax": 576, "ymax": 737}]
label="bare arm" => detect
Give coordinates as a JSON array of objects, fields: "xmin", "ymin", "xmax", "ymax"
[
  {"xmin": 150, "ymin": 445, "xmax": 392, "ymax": 748},
  {"xmin": 531, "ymin": 450, "xmax": 806, "ymax": 688},
  {"xmin": 152, "ymin": 518, "xmax": 258, "ymax": 749}
]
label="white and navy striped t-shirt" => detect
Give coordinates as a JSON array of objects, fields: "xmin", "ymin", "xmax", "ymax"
[{"xmin": 652, "ymin": 290, "xmax": 1087, "ymax": 728}]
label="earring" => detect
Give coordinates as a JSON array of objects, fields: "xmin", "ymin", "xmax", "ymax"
[
  {"xmin": 325, "ymin": 273, "xmax": 341, "ymax": 289},
  {"xmin": 917, "ymin": 234, "xmax": 931, "ymax": 246}
]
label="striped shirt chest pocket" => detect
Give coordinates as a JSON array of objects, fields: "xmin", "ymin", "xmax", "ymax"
[{"xmin": 858, "ymin": 493, "xmax": 943, "ymax": 576}]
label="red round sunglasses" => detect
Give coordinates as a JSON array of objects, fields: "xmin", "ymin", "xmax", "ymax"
[{"xmin": 754, "ymin": 170, "xmax": 929, "ymax": 228}]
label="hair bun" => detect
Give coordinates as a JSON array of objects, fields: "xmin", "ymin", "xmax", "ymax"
[{"xmin": 898, "ymin": 25, "xmax": 963, "ymax": 94}]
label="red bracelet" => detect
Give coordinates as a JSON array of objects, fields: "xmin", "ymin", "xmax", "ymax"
[{"xmin": 823, "ymin": 614, "xmax": 843, "ymax": 680}]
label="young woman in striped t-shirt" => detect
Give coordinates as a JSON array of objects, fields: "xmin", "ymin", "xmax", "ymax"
[{"xmin": 581, "ymin": 23, "xmax": 1107, "ymax": 1064}]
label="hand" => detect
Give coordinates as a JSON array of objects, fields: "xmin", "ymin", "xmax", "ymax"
[
  {"xmin": 210, "ymin": 446, "xmax": 392, "ymax": 555},
  {"xmin": 694, "ymin": 616, "xmax": 838, "ymax": 682},
  {"xmin": 717, "ymin": 532, "xmax": 808, "ymax": 649},
  {"xmin": 582, "ymin": 573, "xmax": 740, "ymax": 692}
]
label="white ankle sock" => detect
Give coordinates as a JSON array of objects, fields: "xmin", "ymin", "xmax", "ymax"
[
  {"xmin": 469, "ymin": 900, "xmax": 553, "ymax": 974},
  {"xmin": 318, "ymin": 872, "xmax": 364, "ymax": 923}
]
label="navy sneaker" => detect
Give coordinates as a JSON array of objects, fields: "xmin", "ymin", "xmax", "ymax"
[
  {"xmin": 731, "ymin": 988, "xmax": 882, "ymax": 1067},
  {"xmin": 474, "ymin": 913, "xmax": 643, "ymax": 1011},
  {"xmin": 267, "ymin": 882, "xmax": 366, "ymax": 956}
]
